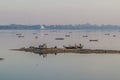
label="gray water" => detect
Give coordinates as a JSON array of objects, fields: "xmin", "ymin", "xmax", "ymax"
[{"xmin": 1, "ymin": 30, "xmax": 120, "ymax": 80}]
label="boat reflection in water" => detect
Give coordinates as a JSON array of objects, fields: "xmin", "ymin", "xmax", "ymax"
[{"xmin": 36, "ymin": 52, "xmax": 57, "ymax": 58}]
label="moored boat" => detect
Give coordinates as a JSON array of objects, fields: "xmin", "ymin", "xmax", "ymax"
[
  {"xmin": 63, "ymin": 44, "xmax": 83, "ymax": 49},
  {"xmin": 89, "ymin": 40, "xmax": 98, "ymax": 42},
  {"xmin": 55, "ymin": 38, "xmax": 64, "ymax": 40}
]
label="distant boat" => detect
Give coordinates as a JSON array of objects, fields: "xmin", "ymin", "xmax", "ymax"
[
  {"xmin": 35, "ymin": 36, "xmax": 38, "ymax": 39},
  {"xmin": 89, "ymin": 40, "xmax": 98, "ymax": 42},
  {"xmin": 33, "ymin": 33, "xmax": 37, "ymax": 35},
  {"xmin": 63, "ymin": 45, "xmax": 76, "ymax": 49},
  {"xmin": 16, "ymin": 33, "xmax": 22, "ymax": 35},
  {"xmin": 63, "ymin": 44, "xmax": 83, "ymax": 49},
  {"xmin": 69, "ymin": 32, "xmax": 72, "ymax": 33},
  {"xmin": 55, "ymin": 38, "xmax": 64, "ymax": 40},
  {"xmin": 65, "ymin": 35, "xmax": 70, "ymax": 37},
  {"xmin": 44, "ymin": 33, "xmax": 48, "ymax": 35},
  {"xmin": 113, "ymin": 35, "xmax": 116, "ymax": 37},
  {"xmin": 104, "ymin": 33, "xmax": 110, "ymax": 35},
  {"xmin": 18, "ymin": 35, "xmax": 24, "ymax": 38},
  {"xmin": 82, "ymin": 35, "xmax": 88, "ymax": 37}
]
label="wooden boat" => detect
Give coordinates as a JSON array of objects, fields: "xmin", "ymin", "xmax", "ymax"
[
  {"xmin": 33, "ymin": 33, "xmax": 37, "ymax": 35},
  {"xmin": 89, "ymin": 40, "xmax": 98, "ymax": 42},
  {"xmin": 104, "ymin": 33, "xmax": 110, "ymax": 35},
  {"xmin": 16, "ymin": 33, "xmax": 22, "ymax": 35},
  {"xmin": 63, "ymin": 45, "xmax": 76, "ymax": 49},
  {"xmin": 82, "ymin": 35, "xmax": 88, "ymax": 37},
  {"xmin": 63, "ymin": 44, "xmax": 83, "ymax": 49},
  {"xmin": 113, "ymin": 35, "xmax": 116, "ymax": 37},
  {"xmin": 18, "ymin": 35, "xmax": 24, "ymax": 38},
  {"xmin": 12, "ymin": 47, "xmax": 120, "ymax": 54},
  {"xmin": 69, "ymin": 32, "xmax": 72, "ymax": 33},
  {"xmin": 44, "ymin": 33, "xmax": 48, "ymax": 35},
  {"xmin": 55, "ymin": 38, "xmax": 64, "ymax": 40},
  {"xmin": 65, "ymin": 35, "xmax": 70, "ymax": 37},
  {"xmin": 35, "ymin": 36, "xmax": 38, "ymax": 39},
  {"xmin": 12, "ymin": 46, "xmax": 120, "ymax": 54}
]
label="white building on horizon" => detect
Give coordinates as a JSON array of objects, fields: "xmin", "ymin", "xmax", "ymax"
[{"xmin": 40, "ymin": 25, "xmax": 45, "ymax": 30}]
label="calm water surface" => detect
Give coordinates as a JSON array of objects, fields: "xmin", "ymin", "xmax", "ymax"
[{"xmin": 0, "ymin": 30, "xmax": 120, "ymax": 80}]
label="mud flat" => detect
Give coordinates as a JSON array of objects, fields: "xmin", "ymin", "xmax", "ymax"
[{"xmin": 12, "ymin": 47, "xmax": 120, "ymax": 54}]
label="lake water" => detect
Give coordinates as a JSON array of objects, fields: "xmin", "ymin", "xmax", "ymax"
[{"xmin": 1, "ymin": 30, "xmax": 120, "ymax": 80}]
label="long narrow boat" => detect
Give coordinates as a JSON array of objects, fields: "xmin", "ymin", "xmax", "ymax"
[
  {"xmin": 12, "ymin": 47, "xmax": 120, "ymax": 54},
  {"xmin": 89, "ymin": 40, "xmax": 98, "ymax": 42}
]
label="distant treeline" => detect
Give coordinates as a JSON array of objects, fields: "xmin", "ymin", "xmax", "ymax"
[
  {"xmin": 44, "ymin": 24, "xmax": 120, "ymax": 30},
  {"xmin": 0, "ymin": 24, "xmax": 120, "ymax": 30},
  {"xmin": 0, "ymin": 24, "xmax": 40, "ymax": 30}
]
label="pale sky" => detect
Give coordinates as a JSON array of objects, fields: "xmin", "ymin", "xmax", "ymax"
[{"xmin": 0, "ymin": 0, "xmax": 120, "ymax": 25}]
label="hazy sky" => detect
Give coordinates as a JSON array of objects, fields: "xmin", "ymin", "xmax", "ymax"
[{"xmin": 0, "ymin": 0, "xmax": 120, "ymax": 25}]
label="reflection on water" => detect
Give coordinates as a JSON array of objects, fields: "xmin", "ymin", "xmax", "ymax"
[
  {"xmin": 0, "ymin": 30, "xmax": 120, "ymax": 80},
  {"xmin": 38, "ymin": 53, "xmax": 57, "ymax": 58}
]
